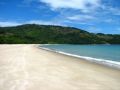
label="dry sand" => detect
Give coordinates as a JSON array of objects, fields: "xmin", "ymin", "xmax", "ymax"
[{"xmin": 0, "ymin": 44, "xmax": 120, "ymax": 90}]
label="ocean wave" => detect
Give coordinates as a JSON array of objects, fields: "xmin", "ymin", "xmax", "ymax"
[{"xmin": 39, "ymin": 46, "xmax": 120, "ymax": 69}]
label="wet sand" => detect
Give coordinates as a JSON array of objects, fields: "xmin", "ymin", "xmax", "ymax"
[{"xmin": 0, "ymin": 44, "xmax": 120, "ymax": 90}]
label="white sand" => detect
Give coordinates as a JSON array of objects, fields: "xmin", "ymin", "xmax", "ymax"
[{"xmin": 0, "ymin": 44, "xmax": 120, "ymax": 90}]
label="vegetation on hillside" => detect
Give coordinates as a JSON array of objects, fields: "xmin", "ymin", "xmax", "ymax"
[{"xmin": 0, "ymin": 24, "xmax": 120, "ymax": 44}]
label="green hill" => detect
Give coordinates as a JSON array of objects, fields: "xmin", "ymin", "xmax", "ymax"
[{"xmin": 0, "ymin": 24, "xmax": 120, "ymax": 44}]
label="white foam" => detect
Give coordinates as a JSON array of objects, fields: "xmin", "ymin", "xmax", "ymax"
[{"xmin": 39, "ymin": 46, "xmax": 120, "ymax": 69}]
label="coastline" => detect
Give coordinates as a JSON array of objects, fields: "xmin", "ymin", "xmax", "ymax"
[
  {"xmin": 38, "ymin": 45, "xmax": 120, "ymax": 69},
  {"xmin": 0, "ymin": 44, "xmax": 120, "ymax": 90}
]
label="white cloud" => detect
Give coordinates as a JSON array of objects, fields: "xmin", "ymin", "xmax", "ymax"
[
  {"xmin": 104, "ymin": 19, "xmax": 114, "ymax": 23},
  {"xmin": 0, "ymin": 21, "xmax": 22, "ymax": 27},
  {"xmin": 101, "ymin": 5, "xmax": 120, "ymax": 16},
  {"xmin": 40, "ymin": 0, "xmax": 101, "ymax": 12},
  {"xmin": 67, "ymin": 15, "xmax": 95, "ymax": 21},
  {"xmin": 109, "ymin": 7, "xmax": 120, "ymax": 15},
  {"xmin": 27, "ymin": 20, "xmax": 63, "ymax": 26},
  {"xmin": 0, "ymin": 20, "xmax": 64, "ymax": 27}
]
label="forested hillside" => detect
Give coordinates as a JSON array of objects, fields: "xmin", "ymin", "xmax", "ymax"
[{"xmin": 0, "ymin": 24, "xmax": 120, "ymax": 44}]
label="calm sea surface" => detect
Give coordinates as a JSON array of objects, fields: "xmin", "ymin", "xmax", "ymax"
[{"xmin": 40, "ymin": 44, "xmax": 120, "ymax": 65}]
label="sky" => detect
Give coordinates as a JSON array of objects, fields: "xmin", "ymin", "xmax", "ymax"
[{"xmin": 0, "ymin": 0, "xmax": 120, "ymax": 34}]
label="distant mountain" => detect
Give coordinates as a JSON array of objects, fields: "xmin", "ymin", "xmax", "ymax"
[{"xmin": 0, "ymin": 24, "xmax": 120, "ymax": 44}]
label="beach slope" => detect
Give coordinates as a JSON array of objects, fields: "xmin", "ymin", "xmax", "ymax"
[{"xmin": 0, "ymin": 44, "xmax": 120, "ymax": 90}]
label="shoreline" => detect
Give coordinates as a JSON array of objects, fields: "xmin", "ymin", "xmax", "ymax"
[
  {"xmin": 0, "ymin": 44, "xmax": 120, "ymax": 90},
  {"xmin": 38, "ymin": 45, "xmax": 120, "ymax": 70}
]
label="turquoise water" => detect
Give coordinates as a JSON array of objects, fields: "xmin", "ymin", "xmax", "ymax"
[{"xmin": 40, "ymin": 44, "xmax": 120, "ymax": 67}]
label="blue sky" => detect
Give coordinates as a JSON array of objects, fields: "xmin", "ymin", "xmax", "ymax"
[{"xmin": 0, "ymin": 0, "xmax": 120, "ymax": 34}]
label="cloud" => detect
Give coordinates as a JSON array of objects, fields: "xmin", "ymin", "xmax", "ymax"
[
  {"xmin": 40, "ymin": 0, "xmax": 101, "ymax": 12},
  {"xmin": 27, "ymin": 20, "xmax": 64, "ymax": 26},
  {"xmin": 0, "ymin": 21, "xmax": 22, "ymax": 27},
  {"xmin": 0, "ymin": 20, "xmax": 64, "ymax": 27},
  {"xmin": 101, "ymin": 5, "xmax": 120, "ymax": 16},
  {"xmin": 104, "ymin": 19, "xmax": 114, "ymax": 23},
  {"xmin": 109, "ymin": 7, "xmax": 120, "ymax": 15},
  {"xmin": 67, "ymin": 15, "xmax": 95, "ymax": 21},
  {"xmin": 22, "ymin": 0, "xmax": 119, "ymax": 26}
]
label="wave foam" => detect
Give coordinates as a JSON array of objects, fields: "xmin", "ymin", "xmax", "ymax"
[{"xmin": 39, "ymin": 46, "xmax": 120, "ymax": 69}]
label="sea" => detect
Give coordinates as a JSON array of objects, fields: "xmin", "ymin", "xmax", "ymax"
[{"xmin": 40, "ymin": 44, "xmax": 120, "ymax": 68}]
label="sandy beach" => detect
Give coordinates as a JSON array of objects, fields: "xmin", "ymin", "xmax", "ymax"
[{"xmin": 0, "ymin": 44, "xmax": 120, "ymax": 90}]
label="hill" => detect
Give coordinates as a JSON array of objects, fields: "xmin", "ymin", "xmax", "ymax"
[{"xmin": 0, "ymin": 24, "xmax": 120, "ymax": 44}]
